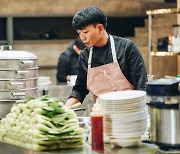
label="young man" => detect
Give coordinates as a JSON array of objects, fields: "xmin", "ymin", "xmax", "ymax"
[{"xmin": 65, "ymin": 6, "xmax": 147, "ymax": 107}]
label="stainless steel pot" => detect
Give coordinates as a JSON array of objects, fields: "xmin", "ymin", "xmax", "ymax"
[
  {"xmin": 0, "ymin": 45, "xmax": 38, "ymax": 117},
  {"xmin": 0, "ymin": 88, "xmax": 38, "ymax": 100},
  {"xmin": 146, "ymin": 79, "xmax": 180, "ymax": 151},
  {"xmin": 0, "ymin": 78, "xmax": 38, "ymax": 91},
  {"xmin": 149, "ymin": 106, "xmax": 180, "ymax": 144},
  {"xmin": 0, "ymin": 67, "xmax": 38, "ymax": 79}
]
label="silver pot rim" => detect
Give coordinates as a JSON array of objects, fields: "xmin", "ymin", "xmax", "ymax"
[
  {"xmin": 0, "ymin": 100, "xmax": 16, "ymax": 103},
  {"xmin": 0, "ymin": 51, "xmax": 37, "ymax": 60},
  {"xmin": 0, "ymin": 77, "xmax": 38, "ymax": 81},
  {"xmin": 0, "ymin": 67, "xmax": 39, "ymax": 71},
  {"xmin": 0, "ymin": 45, "xmax": 37, "ymax": 59},
  {"xmin": 0, "ymin": 87, "xmax": 38, "ymax": 92}
]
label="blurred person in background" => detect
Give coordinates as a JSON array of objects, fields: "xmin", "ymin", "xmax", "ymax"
[
  {"xmin": 65, "ymin": 6, "xmax": 147, "ymax": 107},
  {"xmin": 56, "ymin": 36, "xmax": 86, "ymax": 84}
]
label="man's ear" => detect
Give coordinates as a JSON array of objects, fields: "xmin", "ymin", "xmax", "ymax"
[{"xmin": 97, "ymin": 24, "xmax": 104, "ymax": 32}]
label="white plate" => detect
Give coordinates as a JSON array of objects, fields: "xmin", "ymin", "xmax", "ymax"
[
  {"xmin": 99, "ymin": 90, "xmax": 146, "ymax": 101},
  {"xmin": 102, "ymin": 104, "xmax": 146, "ymax": 112},
  {"xmin": 102, "ymin": 102, "xmax": 146, "ymax": 109},
  {"xmin": 105, "ymin": 120, "xmax": 148, "ymax": 128},
  {"xmin": 105, "ymin": 108, "xmax": 148, "ymax": 117},
  {"xmin": 104, "ymin": 117, "xmax": 148, "ymax": 123},
  {"xmin": 101, "ymin": 99, "xmax": 146, "ymax": 106},
  {"xmin": 104, "ymin": 109, "xmax": 148, "ymax": 121},
  {"xmin": 100, "ymin": 97, "xmax": 146, "ymax": 104},
  {"xmin": 103, "ymin": 106, "xmax": 148, "ymax": 114},
  {"xmin": 108, "ymin": 131, "xmax": 146, "ymax": 138},
  {"xmin": 105, "ymin": 125, "xmax": 147, "ymax": 134},
  {"xmin": 104, "ymin": 120, "xmax": 147, "ymax": 130}
]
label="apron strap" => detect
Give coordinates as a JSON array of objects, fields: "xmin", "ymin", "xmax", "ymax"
[
  {"xmin": 109, "ymin": 35, "xmax": 117, "ymax": 63},
  {"xmin": 88, "ymin": 35, "xmax": 117, "ymax": 69},
  {"xmin": 88, "ymin": 47, "xmax": 93, "ymax": 69}
]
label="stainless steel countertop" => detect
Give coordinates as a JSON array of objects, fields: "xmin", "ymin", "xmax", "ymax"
[{"xmin": 0, "ymin": 141, "xmax": 159, "ymax": 154}]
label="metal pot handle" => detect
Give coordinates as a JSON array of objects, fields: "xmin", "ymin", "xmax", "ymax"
[
  {"xmin": 11, "ymin": 92, "xmax": 25, "ymax": 99},
  {"xmin": 9, "ymin": 81, "xmax": 23, "ymax": 89},
  {"xmin": 15, "ymin": 70, "xmax": 29, "ymax": 78},
  {"xmin": 21, "ymin": 60, "xmax": 34, "ymax": 67}
]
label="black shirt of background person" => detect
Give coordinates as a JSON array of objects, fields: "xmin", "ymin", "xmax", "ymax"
[{"xmin": 56, "ymin": 42, "xmax": 79, "ymax": 84}]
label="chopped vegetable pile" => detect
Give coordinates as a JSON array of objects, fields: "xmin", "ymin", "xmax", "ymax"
[{"xmin": 0, "ymin": 96, "xmax": 84, "ymax": 151}]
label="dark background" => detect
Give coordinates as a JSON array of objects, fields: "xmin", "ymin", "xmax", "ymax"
[{"xmin": 0, "ymin": 16, "xmax": 146, "ymax": 40}]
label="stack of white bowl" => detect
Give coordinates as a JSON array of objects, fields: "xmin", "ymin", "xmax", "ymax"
[{"xmin": 99, "ymin": 90, "xmax": 148, "ymax": 147}]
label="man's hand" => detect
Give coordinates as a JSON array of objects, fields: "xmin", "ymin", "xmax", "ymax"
[{"xmin": 65, "ymin": 97, "xmax": 81, "ymax": 108}]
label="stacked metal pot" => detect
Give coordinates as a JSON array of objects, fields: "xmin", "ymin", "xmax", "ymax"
[
  {"xmin": 0, "ymin": 45, "xmax": 38, "ymax": 118},
  {"xmin": 146, "ymin": 78, "xmax": 180, "ymax": 151}
]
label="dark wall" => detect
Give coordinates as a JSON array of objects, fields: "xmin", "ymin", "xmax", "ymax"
[
  {"xmin": 107, "ymin": 17, "xmax": 145, "ymax": 37},
  {"xmin": 165, "ymin": 0, "xmax": 176, "ymax": 3},
  {"xmin": 13, "ymin": 16, "xmax": 145, "ymax": 40},
  {"xmin": 0, "ymin": 18, "xmax": 7, "ymax": 40},
  {"xmin": 14, "ymin": 17, "xmax": 76, "ymax": 40}
]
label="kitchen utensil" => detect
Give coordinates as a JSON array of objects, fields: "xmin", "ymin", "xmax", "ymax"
[
  {"xmin": 0, "ymin": 45, "xmax": 38, "ymax": 118},
  {"xmin": 146, "ymin": 78, "xmax": 180, "ymax": 151}
]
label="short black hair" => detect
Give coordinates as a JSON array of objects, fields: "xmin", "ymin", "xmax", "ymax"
[
  {"xmin": 72, "ymin": 6, "xmax": 107, "ymax": 30},
  {"xmin": 74, "ymin": 36, "xmax": 86, "ymax": 50}
]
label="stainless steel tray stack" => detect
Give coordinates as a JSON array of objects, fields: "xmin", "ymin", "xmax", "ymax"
[{"xmin": 0, "ymin": 45, "xmax": 38, "ymax": 118}]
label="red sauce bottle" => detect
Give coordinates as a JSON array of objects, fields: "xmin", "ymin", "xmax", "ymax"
[{"xmin": 90, "ymin": 101, "xmax": 104, "ymax": 151}]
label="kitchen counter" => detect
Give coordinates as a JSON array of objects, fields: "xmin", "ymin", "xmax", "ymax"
[{"xmin": 0, "ymin": 141, "xmax": 159, "ymax": 154}]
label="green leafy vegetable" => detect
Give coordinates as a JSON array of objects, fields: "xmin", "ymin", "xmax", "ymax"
[{"xmin": 0, "ymin": 95, "xmax": 84, "ymax": 151}]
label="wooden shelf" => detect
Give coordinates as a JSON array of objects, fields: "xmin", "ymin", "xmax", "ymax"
[
  {"xmin": 147, "ymin": 8, "xmax": 180, "ymax": 15},
  {"xmin": 146, "ymin": 8, "xmax": 179, "ymax": 77}
]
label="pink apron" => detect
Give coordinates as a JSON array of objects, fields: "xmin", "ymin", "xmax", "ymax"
[{"xmin": 87, "ymin": 35, "xmax": 133, "ymax": 97}]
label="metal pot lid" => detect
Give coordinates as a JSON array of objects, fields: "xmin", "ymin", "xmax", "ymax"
[{"xmin": 0, "ymin": 45, "xmax": 37, "ymax": 59}]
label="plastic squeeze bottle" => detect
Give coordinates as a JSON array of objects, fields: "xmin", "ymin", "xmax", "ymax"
[{"xmin": 90, "ymin": 100, "xmax": 104, "ymax": 151}]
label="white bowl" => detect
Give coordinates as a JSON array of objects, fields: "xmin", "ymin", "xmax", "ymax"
[
  {"xmin": 99, "ymin": 90, "xmax": 146, "ymax": 101},
  {"xmin": 108, "ymin": 131, "xmax": 146, "ymax": 138},
  {"xmin": 110, "ymin": 137, "xmax": 141, "ymax": 147}
]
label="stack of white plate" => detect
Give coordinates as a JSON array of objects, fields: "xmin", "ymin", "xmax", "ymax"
[{"xmin": 99, "ymin": 90, "xmax": 148, "ymax": 147}]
